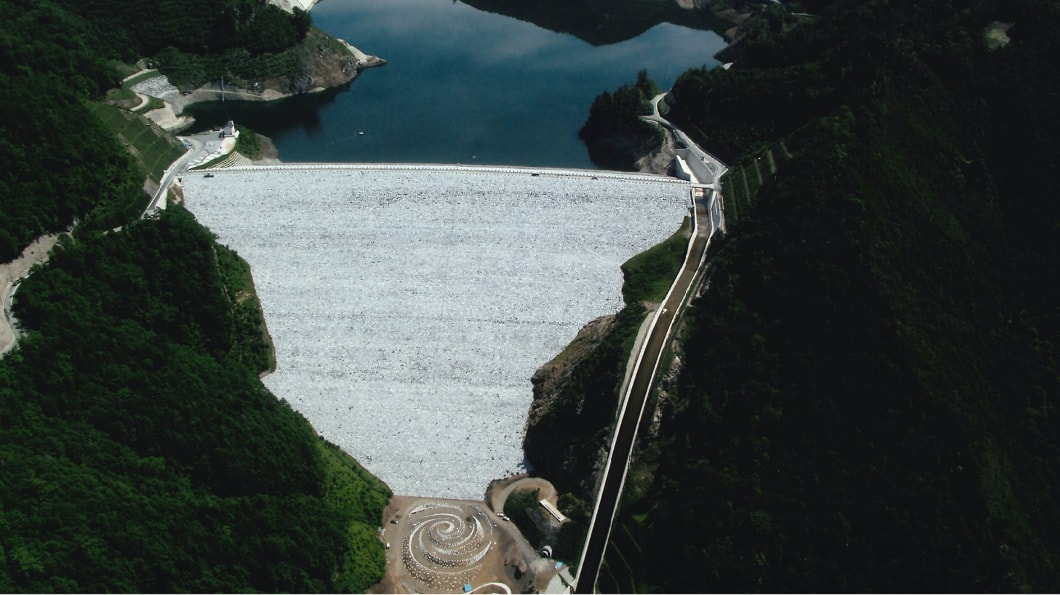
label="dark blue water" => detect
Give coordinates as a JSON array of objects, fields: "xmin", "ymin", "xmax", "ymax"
[{"xmin": 187, "ymin": 0, "xmax": 725, "ymax": 167}]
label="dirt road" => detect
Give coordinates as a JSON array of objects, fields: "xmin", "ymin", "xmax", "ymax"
[{"xmin": 1, "ymin": 234, "xmax": 61, "ymax": 356}]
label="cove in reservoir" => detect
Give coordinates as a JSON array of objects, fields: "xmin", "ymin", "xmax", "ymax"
[{"xmin": 185, "ymin": 0, "xmax": 726, "ymax": 167}]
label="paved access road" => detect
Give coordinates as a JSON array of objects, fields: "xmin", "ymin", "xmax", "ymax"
[
  {"xmin": 645, "ymin": 93, "xmax": 727, "ymax": 186},
  {"xmin": 571, "ymin": 92, "xmax": 728, "ymax": 593},
  {"xmin": 574, "ymin": 187, "xmax": 720, "ymax": 593}
]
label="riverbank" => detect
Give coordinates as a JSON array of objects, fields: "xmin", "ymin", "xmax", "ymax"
[
  {"xmin": 164, "ymin": 42, "xmax": 384, "ymax": 113},
  {"xmin": 131, "ymin": 28, "xmax": 384, "ymax": 134}
]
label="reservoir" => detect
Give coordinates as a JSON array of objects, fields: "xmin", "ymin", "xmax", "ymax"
[{"xmin": 186, "ymin": 0, "xmax": 725, "ymax": 167}]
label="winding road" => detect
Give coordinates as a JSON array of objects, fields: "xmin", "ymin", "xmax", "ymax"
[{"xmin": 0, "ymin": 234, "xmax": 62, "ymax": 357}]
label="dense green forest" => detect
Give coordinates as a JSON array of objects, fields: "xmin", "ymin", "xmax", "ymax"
[
  {"xmin": 1, "ymin": 0, "xmax": 391, "ymax": 590},
  {"xmin": 0, "ymin": 0, "xmax": 142, "ymax": 259},
  {"xmin": 577, "ymin": 0, "xmax": 1059, "ymax": 591},
  {"xmin": 52, "ymin": 0, "xmax": 311, "ymax": 60},
  {"xmin": 578, "ymin": 69, "xmax": 664, "ymax": 171},
  {"xmin": 1, "ymin": 208, "xmax": 391, "ymax": 591}
]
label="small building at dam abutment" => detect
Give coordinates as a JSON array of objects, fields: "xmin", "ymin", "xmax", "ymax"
[{"xmin": 181, "ymin": 165, "xmax": 690, "ymax": 499}]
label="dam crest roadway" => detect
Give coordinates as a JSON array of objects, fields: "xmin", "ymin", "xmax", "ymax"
[{"xmin": 181, "ymin": 161, "xmax": 694, "ymax": 185}]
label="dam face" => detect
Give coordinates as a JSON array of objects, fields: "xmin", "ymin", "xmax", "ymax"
[{"xmin": 182, "ymin": 166, "xmax": 689, "ymax": 498}]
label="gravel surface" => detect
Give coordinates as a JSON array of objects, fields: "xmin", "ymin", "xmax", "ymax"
[
  {"xmin": 130, "ymin": 74, "xmax": 180, "ymax": 99},
  {"xmin": 182, "ymin": 167, "xmax": 689, "ymax": 498}
]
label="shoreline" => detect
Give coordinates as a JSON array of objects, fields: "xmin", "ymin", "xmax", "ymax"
[
  {"xmin": 161, "ymin": 42, "xmax": 385, "ymax": 116},
  {"xmin": 135, "ymin": 28, "xmax": 385, "ymax": 133}
]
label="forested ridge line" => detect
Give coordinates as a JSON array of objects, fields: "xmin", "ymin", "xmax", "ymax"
[
  {"xmin": 576, "ymin": 0, "xmax": 1059, "ymax": 591},
  {"xmin": 1, "ymin": 0, "xmax": 392, "ymax": 590}
]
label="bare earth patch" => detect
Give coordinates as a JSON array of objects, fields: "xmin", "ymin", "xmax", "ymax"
[{"xmin": 1, "ymin": 234, "xmax": 62, "ymax": 356}]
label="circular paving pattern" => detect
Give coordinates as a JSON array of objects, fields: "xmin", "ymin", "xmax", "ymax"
[{"xmin": 401, "ymin": 502, "xmax": 497, "ymax": 592}]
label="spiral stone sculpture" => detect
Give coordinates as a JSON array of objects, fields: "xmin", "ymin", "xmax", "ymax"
[{"xmin": 401, "ymin": 502, "xmax": 497, "ymax": 592}]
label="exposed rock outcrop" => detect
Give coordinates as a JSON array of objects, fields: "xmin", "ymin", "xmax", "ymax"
[
  {"xmin": 635, "ymin": 124, "xmax": 678, "ymax": 175},
  {"xmin": 522, "ymin": 302, "xmax": 656, "ymax": 500},
  {"xmin": 523, "ymin": 315, "xmax": 617, "ymax": 497}
]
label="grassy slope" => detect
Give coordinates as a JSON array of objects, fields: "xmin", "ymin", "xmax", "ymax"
[
  {"xmin": 87, "ymin": 102, "xmax": 186, "ymax": 185},
  {"xmin": 620, "ymin": 216, "xmax": 692, "ymax": 305}
]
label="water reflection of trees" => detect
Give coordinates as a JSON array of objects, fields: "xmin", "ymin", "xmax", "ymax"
[
  {"xmin": 183, "ymin": 85, "xmax": 349, "ymax": 136},
  {"xmin": 458, "ymin": 0, "xmax": 724, "ymax": 46}
]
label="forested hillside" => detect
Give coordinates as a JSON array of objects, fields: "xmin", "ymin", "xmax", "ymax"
[
  {"xmin": 0, "ymin": 0, "xmax": 314, "ymax": 260},
  {"xmin": 578, "ymin": 0, "xmax": 1059, "ymax": 591},
  {"xmin": 0, "ymin": 0, "xmax": 391, "ymax": 590},
  {"xmin": 0, "ymin": 0, "xmax": 145, "ymax": 259},
  {"xmin": 578, "ymin": 69, "xmax": 664, "ymax": 171},
  {"xmin": 1, "ymin": 208, "xmax": 391, "ymax": 591},
  {"xmin": 52, "ymin": 0, "xmax": 311, "ymax": 59}
]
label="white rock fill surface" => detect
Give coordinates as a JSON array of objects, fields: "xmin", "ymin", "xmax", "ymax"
[
  {"xmin": 182, "ymin": 167, "xmax": 690, "ymax": 499},
  {"xmin": 129, "ymin": 74, "xmax": 180, "ymax": 99}
]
